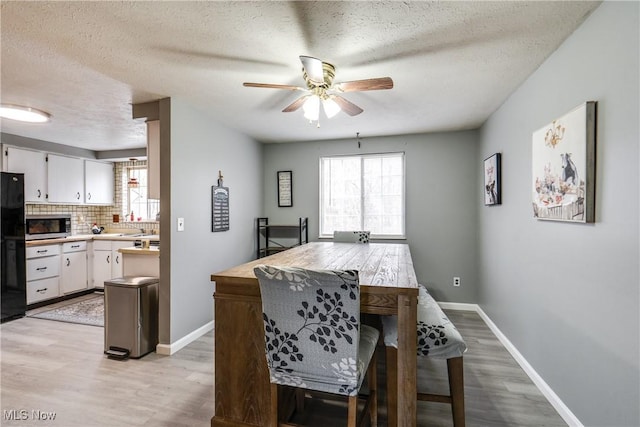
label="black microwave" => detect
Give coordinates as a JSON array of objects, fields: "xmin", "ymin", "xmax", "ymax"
[{"xmin": 25, "ymin": 215, "xmax": 71, "ymax": 240}]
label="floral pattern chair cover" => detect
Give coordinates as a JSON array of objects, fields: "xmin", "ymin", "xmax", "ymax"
[
  {"xmin": 333, "ymin": 231, "xmax": 371, "ymax": 244},
  {"xmin": 254, "ymin": 265, "xmax": 380, "ymax": 396},
  {"xmin": 381, "ymin": 284, "xmax": 467, "ymax": 358}
]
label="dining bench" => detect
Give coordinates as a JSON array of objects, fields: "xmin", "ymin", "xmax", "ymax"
[{"xmin": 381, "ymin": 284, "xmax": 468, "ymax": 427}]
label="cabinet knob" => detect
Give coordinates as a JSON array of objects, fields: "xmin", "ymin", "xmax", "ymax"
[
  {"xmin": 87, "ymin": 193, "xmax": 92, "ymax": 200},
  {"xmin": 76, "ymin": 192, "xmax": 81, "ymax": 199},
  {"xmin": 66, "ymin": 258, "xmax": 70, "ymax": 267},
  {"xmin": 107, "ymin": 255, "xmax": 110, "ymax": 264},
  {"xmin": 36, "ymin": 288, "xmax": 48, "ymax": 294},
  {"xmin": 37, "ymin": 249, "xmax": 48, "ymax": 254},
  {"xmin": 37, "ymin": 189, "xmax": 41, "ymax": 198},
  {"xmin": 36, "ymin": 266, "xmax": 47, "ymax": 272}
]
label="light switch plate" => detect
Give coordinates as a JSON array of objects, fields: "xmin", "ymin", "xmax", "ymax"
[{"xmin": 177, "ymin": 217, "xmax": 185, "ymax": 232}]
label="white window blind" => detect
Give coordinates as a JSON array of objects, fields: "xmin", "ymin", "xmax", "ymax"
[{"xmin": 319, "ymin": 152, "xmax": 405, "ymax": 238}]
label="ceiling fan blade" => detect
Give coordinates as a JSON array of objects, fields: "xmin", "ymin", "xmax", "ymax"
[
  {"xmin": 243, "ymin": 82, "xmax": 303, "ymax": 91},
  {"xmin": 299, "ymin": 55, "xmax": 324, "ymax": 85},
  {"xmin": 332, "ymin": 95, "xmax": 363, "ymax": 116},
  {"xmin": 334, "ymin": 77, "xmax": 394, "ymax": 92},
  {"xmin": 282, "ymin": 96, "xmax": 309, "ymax": 113}
]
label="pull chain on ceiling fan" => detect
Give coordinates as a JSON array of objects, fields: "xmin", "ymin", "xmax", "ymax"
[{"xmin": 243, "ymin": 55, "xmax": 393, "ymax": 126}]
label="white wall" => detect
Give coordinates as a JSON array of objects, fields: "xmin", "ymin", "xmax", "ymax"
[
  {"xmin": 478, "ymin": 3, "xmax": 639, "ymax": 426},
  {"xmin": 263, "ymin": 131, "xmax": 479, "ymax": 303},
  {"xmin": 167, "ymin": 98, "xmax": 262, "ymax": 342}
]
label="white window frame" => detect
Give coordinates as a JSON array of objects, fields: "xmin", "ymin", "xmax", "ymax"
[
  {"xmin": 124, "ymin": 165, "xmax": 159, "ymax": 221},
  {"xmin": 319, "ymin": 152, "xmax": 406, "ymax": 239}
]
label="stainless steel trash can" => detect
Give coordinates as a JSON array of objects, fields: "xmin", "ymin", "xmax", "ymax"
[{"xmin": 104, "ymin": 276, "xmax": 159, "ymax": 359}]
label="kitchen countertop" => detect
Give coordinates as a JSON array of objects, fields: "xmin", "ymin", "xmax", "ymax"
[
  {"xmin": 119, "ymin": 247, "xmax": 160, "ymax": 256},
  {"xmin": 25, "ymin": 233, "xmax": 160, "ymax": 247}
]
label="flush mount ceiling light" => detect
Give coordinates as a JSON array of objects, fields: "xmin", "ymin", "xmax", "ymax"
[{"xmin": 0, "ymin": 104, "xmax": 51, "ymax": 123}]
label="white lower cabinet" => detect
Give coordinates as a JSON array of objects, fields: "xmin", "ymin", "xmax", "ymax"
[
  {"xmin": 61, "ymin": 241, "xmax": 88, "ymax": 294},
  {"xmin": 93, "ymin": 242, "xmax": 111, "ymax": 289},
  {"xmin": 27, "ymin": 277, "xmax": 60, "ymax": 304},
  {"xmin": 92, "ymin": 240, "xmax": 133, "ymax": 288},
  {"xmin": 26, "ymin": 244, "xmax": 61, "ymax": 304}
]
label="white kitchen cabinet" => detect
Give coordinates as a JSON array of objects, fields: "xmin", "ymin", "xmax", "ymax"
[
  {"xmin": 26, "ymin": 244, "xmax": 61, "ymax": 304},
  {"xmin": 85, "ymin": 160, "xmax": 114, "ymax": 205},
  {"xmin": 47, "ymin": 154, "xmax": 84, "ymax": 204},
  {"xmin": 92, "ymin": 243, "xmax": 111, "ymax": 290},
  {"xmin": 92, "ymin": 240, "xmax": 133, "ymax": 288},
  {"xmin": 61, "ymin": 241, "xmax": 88, "ymax": 294},
  {"xmin": 111, "ymin": 241, "xmax": 131, "ymax": 278},
  {"xmin": 2, "ymin": 145, "xmax": 47, "ymax": 203}
]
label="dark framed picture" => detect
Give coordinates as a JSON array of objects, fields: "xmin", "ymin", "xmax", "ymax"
[
  {"xmin": 277, "ymin": 170, "xmax": 293, "ymax": 207},
  {"xmin": 484, "ymin": 153, "xmax": 501, "ymax": 206}
]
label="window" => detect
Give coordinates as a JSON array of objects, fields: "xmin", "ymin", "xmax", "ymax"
[
  {"xmin": 319, "ymin": 152, "xmax": 405, "ymax": 239},
  {"xmin": 125, "ymin": 166, "xmax": 159, "ymax": 221}
]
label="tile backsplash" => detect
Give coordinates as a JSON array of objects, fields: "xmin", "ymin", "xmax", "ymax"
[{"xmin": 25, "ymin": 204, "xmax": 158, "ymax": 235}]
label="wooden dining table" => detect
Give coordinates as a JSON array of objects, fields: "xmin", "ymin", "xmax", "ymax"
[{"xmin": 210, "ymin": 242, "xmax": 419, "ymax": 427}]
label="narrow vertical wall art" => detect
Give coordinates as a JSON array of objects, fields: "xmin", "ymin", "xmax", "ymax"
[
  {"xmin": 212, "ymin": 170, "xmax": 229, "ymax": 232},
  {"xmin": 484, "ymin": 153, "xmax": 501, "ymax": 206},
  {"xmin": 277, "ymin": 170, "xmax": 293, "ymax": 207}
]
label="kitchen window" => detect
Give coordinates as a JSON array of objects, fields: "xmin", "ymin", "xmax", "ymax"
[
  {"xmin": 125, "ymin": 166, "xmax": 159, "ymax": 221},
  {"xmin": 319, "ymin": 152, "xmax": 405, "ymax": 239}
]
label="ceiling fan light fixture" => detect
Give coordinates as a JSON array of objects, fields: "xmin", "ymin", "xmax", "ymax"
[
  {"xmin": 303, "ymin": 95, "xmax": 320, "ymax": 121},
  {"xmin": 322, "ymin": 96, "xmax": 341, "ymax": 119},
  {"xmin": 0, "ymin": 104, "xmax": 51, "ymax": 123}
]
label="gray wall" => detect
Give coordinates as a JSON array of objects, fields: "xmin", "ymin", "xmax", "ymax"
[
  {"xmin": 478, "ymin": 3, "xmax": 639, "ymax": 426},
  {"xmin": 168, "ymin": 98, "xmax": 262, "ymax": 342},
  {"xmin": 263, "ymin": 132, "xmax": 478, "ymax": 303}
]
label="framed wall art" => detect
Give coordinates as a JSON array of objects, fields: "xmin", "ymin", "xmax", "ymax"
[
  {"xmin": 277, "ymin": 170, "xmax": 293, "ymax": 207},
  {"xmin": 532, "ymin": 101, "xmax": 596, "ymax": 223},
  {"xmin": 484, "ymin": 153, "xmax": 501, "ymax": 206},
  {"xmin": 211, "ymin": 185, "xmax": 229, "ymax": 232}
]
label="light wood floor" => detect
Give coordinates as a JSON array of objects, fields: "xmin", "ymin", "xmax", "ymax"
[{"xmin": 1, "ymin": 300, "xmax": 567, "ymax": 427}]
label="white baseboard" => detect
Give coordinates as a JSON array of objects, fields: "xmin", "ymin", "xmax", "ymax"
[
  {"xmin": 439, "ymin": 302, "xmax": 583, "ymax": 427},
  {"xmin": 437, "ymin": 301, "xmax": 478, "ymax": 311},
  {"xmin": 156, "ymin": 320, "xmax": 214, "ymax": 356}
]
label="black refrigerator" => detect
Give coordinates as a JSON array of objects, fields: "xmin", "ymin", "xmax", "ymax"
[{"xmin": 1, "ymin": 172, "xmax": 26, "ymax": 322}]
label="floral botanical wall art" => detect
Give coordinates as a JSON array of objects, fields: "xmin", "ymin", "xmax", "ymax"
[{"xmin": 532, "ymin": 101, "xmax": 596, "ymax": 223}]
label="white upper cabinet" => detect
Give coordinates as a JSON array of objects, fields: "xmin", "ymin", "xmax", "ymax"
[
  {"xmin": 2, "ymin": 146, "xmax": 47, "ymax": 203},
  {"xmin": 47, "ymin": 154, "xmax": 84, "ymax": 204},
  {"xmin": 85, "ymin": 160, "xmax": 114, "ymax": 205}
]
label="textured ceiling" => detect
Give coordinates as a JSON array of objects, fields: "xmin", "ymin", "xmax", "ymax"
[{"xmin": 1, "ymin": 1, "xmax": 600, "ymax": 152}]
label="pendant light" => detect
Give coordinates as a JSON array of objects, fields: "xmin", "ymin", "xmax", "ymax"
[{"xmin": 127, "ymin": 158, "xmax": 140, "ymax": 188}]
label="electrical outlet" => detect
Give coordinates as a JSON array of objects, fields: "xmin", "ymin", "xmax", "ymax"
[
  {"xmin": 177, "ymin": 217, "xmax": 185, "ymax": 232},
  {"xmin": 453, "ymin": 277, "xmax": 461, "ymax": 287}
]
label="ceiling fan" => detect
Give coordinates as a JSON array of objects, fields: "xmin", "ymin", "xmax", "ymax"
[{"xmin": 243, "ymin": 56, "xmax": 393, "ymax": 125}]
